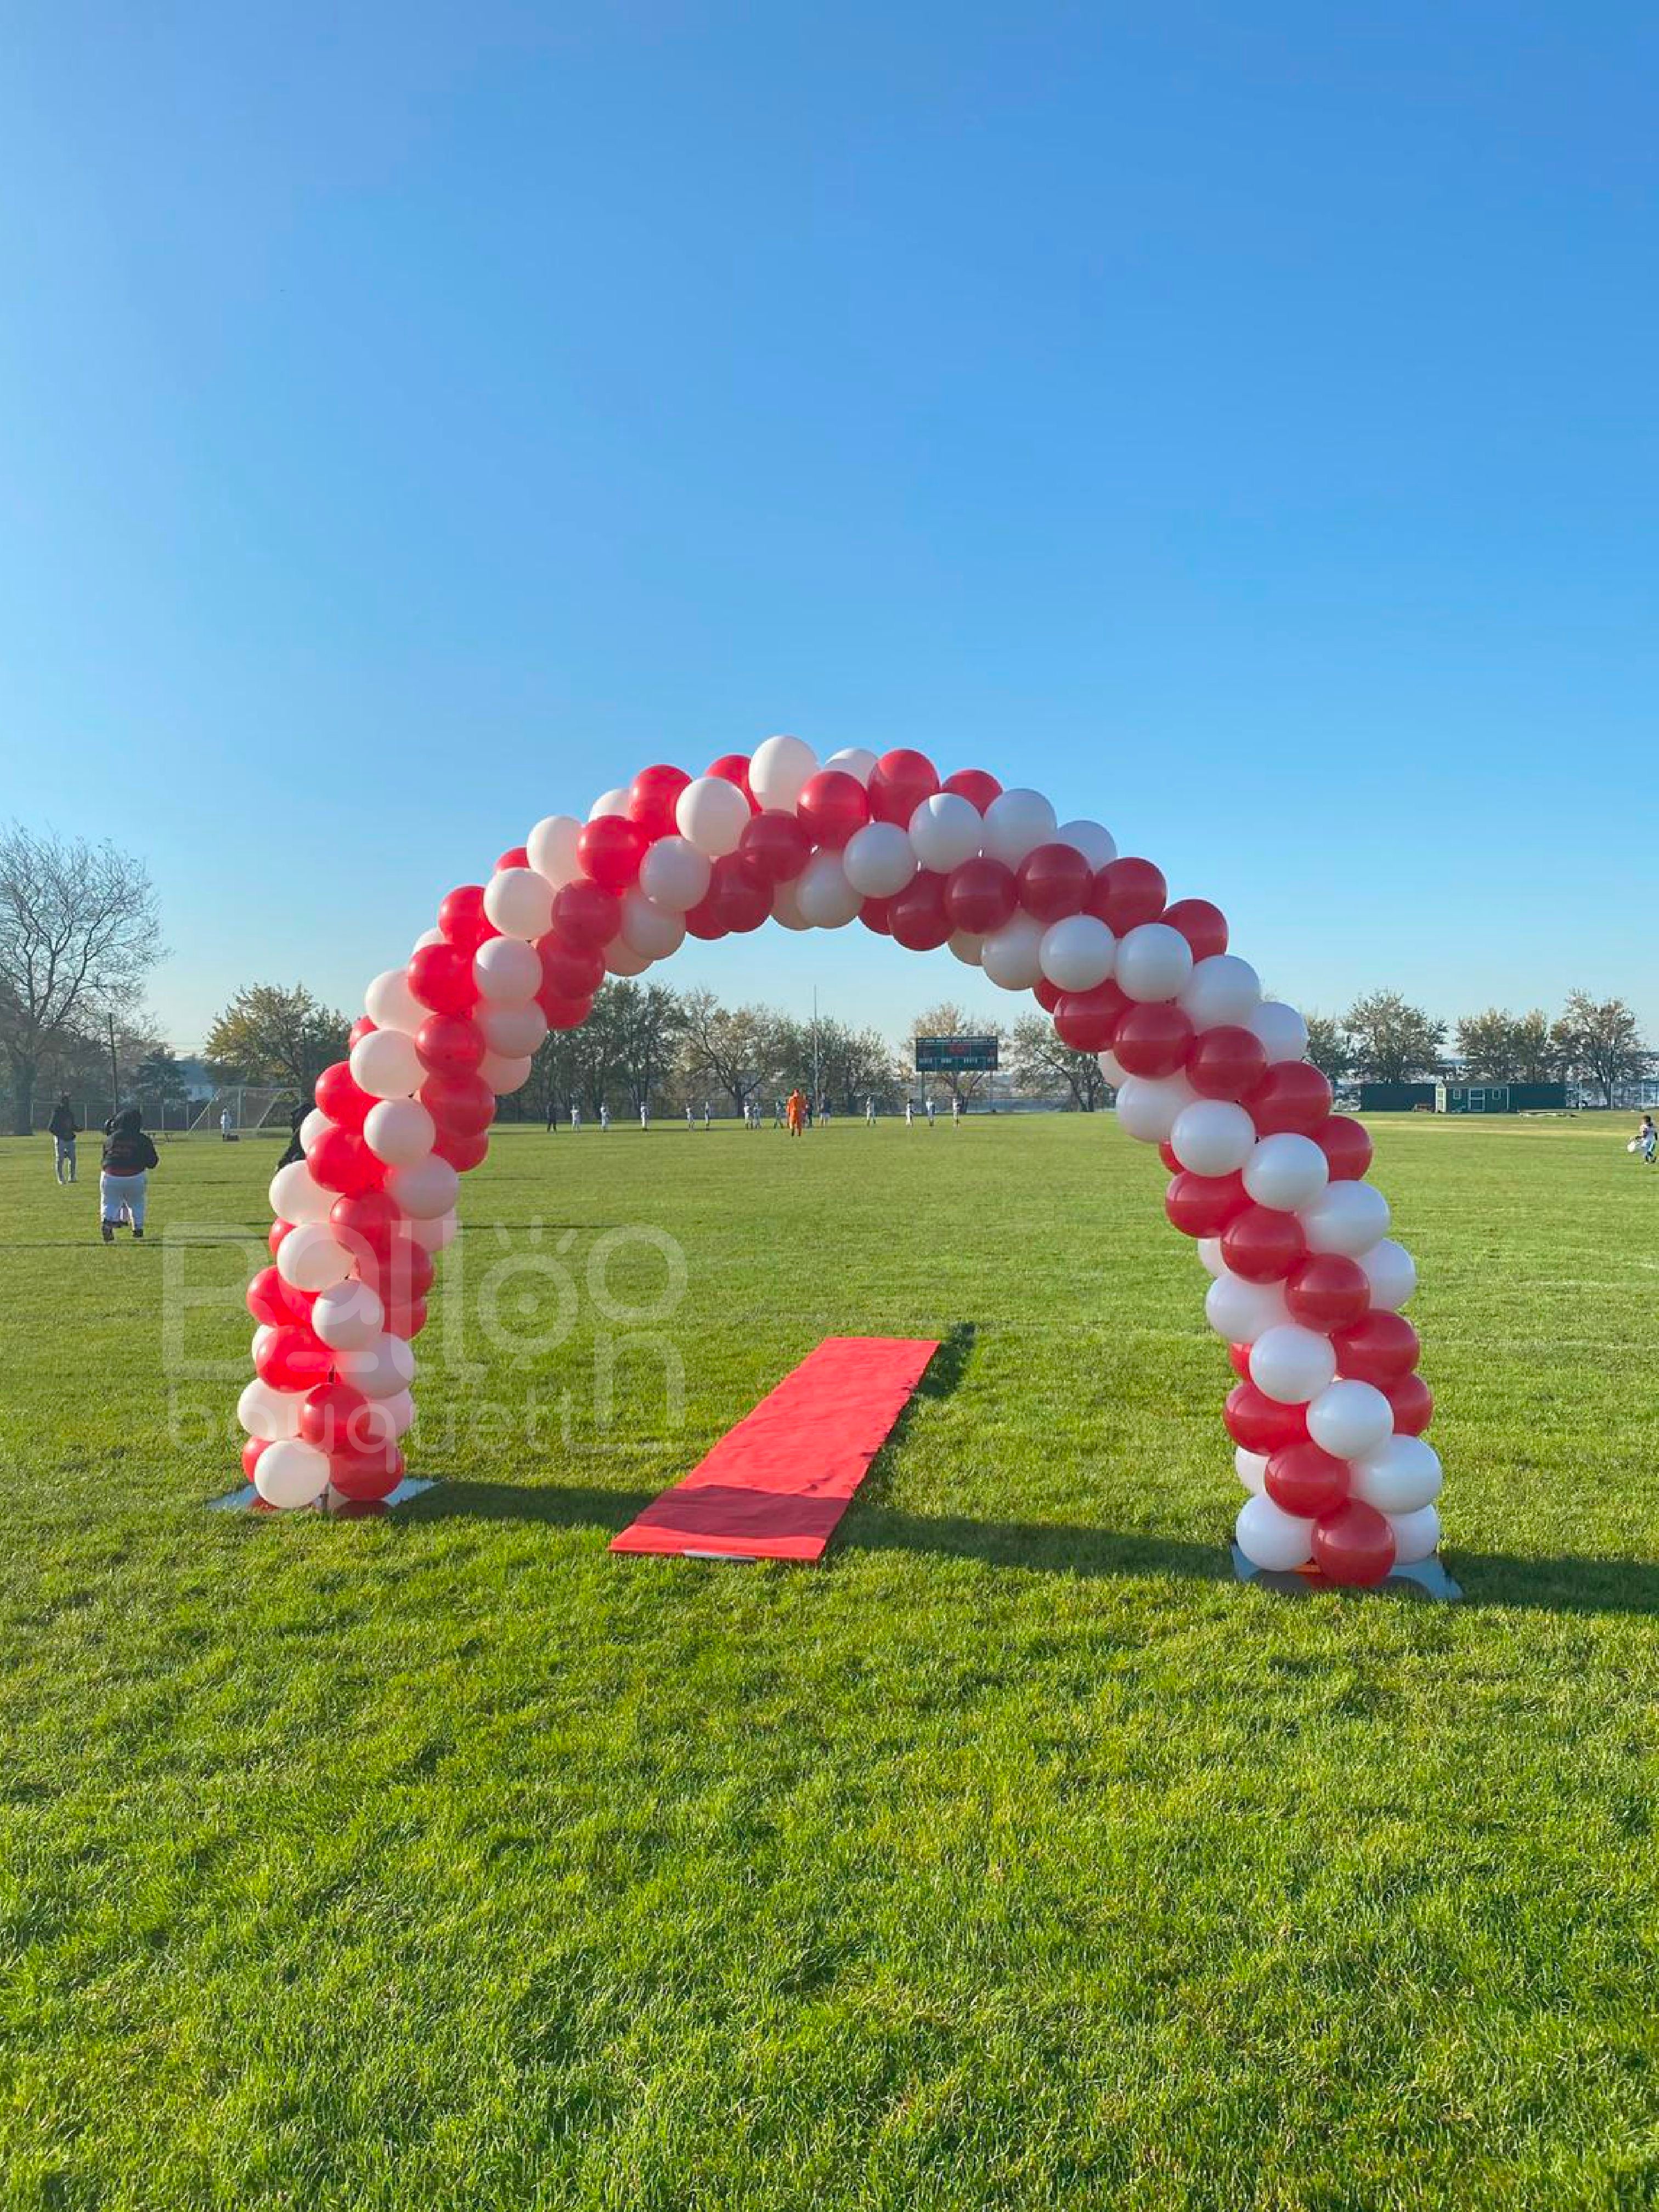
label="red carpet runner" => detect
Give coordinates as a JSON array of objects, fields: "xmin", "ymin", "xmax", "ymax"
[{"xmin": 610, "ymin": 1336, "xmax": 940, "ymax": 1562}]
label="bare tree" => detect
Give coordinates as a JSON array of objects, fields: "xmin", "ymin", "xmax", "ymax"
[
  {"xmin": 678, "ymin": 991, "xmax": 783, "ymax": 1116},
  {"xmin": 1551, "ymin": 992, "xmax": 1647, "ymax": 1107},
  {"xmin": 0, "ymin": 825, "xmax": 163, "ymax": 1133},
  {"xmin": 1008, "ymin": 1012, "xmax": 1110, "ymax": 1110},
  {"xmin": 909, "ymin": 1000, "xmax": 1002, "ymax": 1104}
]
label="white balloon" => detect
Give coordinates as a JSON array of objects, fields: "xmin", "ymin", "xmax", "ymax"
[
  {"xmin": 526, "ymin": 814, "xmax": 584, "ymax": 887},
  {"xmin": 1039, "ymin": 915, "xmax": 1116, "ymax": 991},
  {"xmin": 388, "ymin": 1155, "xmax": 460, "ymax": 1220},
  {"xmin": 251, "ymin": 1323, "xmax": 277, "ymax": 1367},
  {"xmin": 351, "ymin": 1028, "xmax": 424, "ymax": 1101},
  {"xmin": 618, "ymin": 889, "xmax": 686, "ymax": 960},
  {"xmin": 604, "ymin": 939, "xmax": 652, "ymax": 977},
  {"xmin": 1235, "ymin": 1447, "xmax": 1269, "ymax": 1496},
  {"xmin": 769, "ymin": 879, "xmax": 812, "ymax": 930},
  {"xmin": 1387, "ymin": 1502, "xmax": 1441, "ymax": 1564},
  {"xmin": 275, "ymin": 1221, "xmax": 354, "ymax": 1293},
  {"xmin": 1243, "ymin": 1132, "xmax": 1329, "ymax": 1212},
  {"xmin": 1097, "ymin": 1049, "xmax": 1126, "ymax": 1087},
  {"xmin": 478, "ymin": 1051, "xmax": 532, "ymax": 1094},
  {"xmin": 588, "ymin": 786, "xmax": 630, "ymax": 820},
  {"xmin": 473, "ymin": 935, "xmax": 541, "ymax": 1002},
  {"xmin": 907, "ymin": 792, "xmax": 983, "ymax": 873},
  {"xmin": 1170, "ymin": 1098, "xmax": 1256, "ymax": 1177},
  {"xmin": 981, "ymin": 913, "xmax": 1047, "ymax": 990},
  {"xmin": 1179, "ymin": 956, "xmax": 1262, "ymax": 1031},
  {"xmin": 1235, "ymin": 1493, "xmax": 1315, "ymax": 1571},
  {"xmin": 1115, "ymin": 922, "xmax": 1193, "ymax": 1005},
  {"xmin": 1197, "ymin": 1235, "xmax": 1227, "ymax": 1277},
  {"xmin": 1205, "ymin": 1270, "xmax": 1290, "ymax": 1344},
  {"xmin": 300, "ymin": 1108, "xmax": 335, "ymax": 1155},
  {"xmin": 842, "ymin": 821, "xmax": 917, "ymax": 898},
  {"xmin": 1249, "ymin": 1323, "xmax": 1339, "ymax": 1406},
  {"xmin": 239, "ymin": 1378, "xmax": 303, "ymax": 1442},
  {"xmin": 949, "ymin": 930, "xmax": 984, "ymax": 966},
  {"xmin": 795, "ymin": 851, "xmax": 861, "ymax": 928},
  {"xmin": 639, "ymin": 835, "xmax": 712, "ymax": 912},
  {"xmin": 1360, "ymin": 1239, "xmax": 1418, "ymax": 1311},
  {"xmin": 1301, "ymin": 1180, "xmax": 1391, "ymax": 1256},
  {"xmin": 377, "ymin": 1387, "xmax": 416, "ymax": 1440},
  {"xmin": 823, "ymin": 746, "xmax": 878, "ymax": 784},
  {"xmin": 311, "ymin": 1278, "xmax": 386, "ymax": 1352},
  {"xmin": 1352, "ymin": 1435, "xmax": 1443, "ymax": 1515},
  {"xmin": 478, "ymin": 1000, "xmax": 548, "ymax": 1058},
  {"xmin": 675, "ymin": 775, "xmax": 751, "ymax": 859},
  {"xmin": 407, "ymin": 1210, "xmax": 457, "ymax": 1252},
  {"xmin": 1055, "ymin": 818, "xmax": 1116, "ymax": 870},
  {"xmin": 748, "ymin": 733, "xmax": 818, "ymax": 811},
  {"xmin": 1249, "ymin": 1000, "xmax": 1309, "ymax": 1064},
  {"xmin": 254, "ymin": 1437, "xmax": 332, "ymax": 1509},
  {"xmin": 482, "ymin": 867, "xmax": 554, "ymax": 941},
  {"xmin": 337, "ymin": 1333, "xmax": 416, "ymax": 1401},
  {"xmin": 980, "ymin": 787, "xmax": 1057, "ymax": 867},
  {"xmin": 364, "ymin": 967, "xmax": 425, "ymax": 1035},
  {"xmin": 269, "ymin": 1160, "xmax": 332, "ymax": 1224},
  {"xmin": 1306, "ymin": 1378, "xmax": 1393, "ymax": 1460},
  {"xmin": 363, "ymin": 1096, "xmax": 436, "ymax": 1167},
  {"xmin": 1114, "ymin": 1071, "xmax": 1196, "ymax": 1143}
]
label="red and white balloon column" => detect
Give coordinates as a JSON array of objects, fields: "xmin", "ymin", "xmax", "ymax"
[{"xmin": 233, "ymin": 735, "xmax": 1440, "ymax": 1583}]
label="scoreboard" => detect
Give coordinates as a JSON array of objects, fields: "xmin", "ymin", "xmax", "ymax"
[{"xmin": 914, "ymin": 1035, "xmax": 999, "ymax": 1074}]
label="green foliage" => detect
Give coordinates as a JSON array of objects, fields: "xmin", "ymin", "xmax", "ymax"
[
  {"xmin": 1342, "ymin": 989, "xmax": 1446, "ymax": 1083},
  {"xmin": 1550, "ymin": 991, "xmax": 1648, "ymax": 1106},
  {"xmin": 203, "ymin": 983, "xmax": 351, "ymax": 1095}
]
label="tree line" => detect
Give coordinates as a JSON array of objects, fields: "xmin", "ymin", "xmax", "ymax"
[{"xmin": 1305, "ymin": 990, "xmax": 1650, "ymax": 1105}]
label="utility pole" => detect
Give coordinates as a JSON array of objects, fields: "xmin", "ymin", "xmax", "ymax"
[
  {"xmin": 106, "ymin": 1012, "xmax": 120, "ymax": 1121},
  {"xmin": 811, "ymin": 986, "xmax": 821, "ymax": 1108}
]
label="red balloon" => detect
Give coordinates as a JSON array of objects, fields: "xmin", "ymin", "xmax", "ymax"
[
  {"xmin": 1266, "ymin": 1442, "xmax": 1352, "ymax": 1519},
  {"xmin": 300, "ymin": 1380, "xmax": 373, "ymax": 1453},
  {"xmin": 1220, "ymin": 1204, "xmax": 1307, "ymax": 1283},
  {"xmin": 432, "ymin": 1124, "xmax": 489, "ymax": 1171},
  {"xmin": 1227, "ymin": 1341, "xmax": 1253, "ymax": 1381},
  {"xmin": 941, "ymin": 768, "xmax": 1001, "ymax": 814},
  {"xmin": 1161, "ymin": 899, "xmax": 1229, "ymax": 960},
  {"xmin": 1313, "ymin": 1499, "xmax": 1397, "ymax": 1587},
  {"xmin": 868, "ymin": 748, "xmax": 939, "ymax": 827},
  {"xmin": 706, "ymin": 753, "xmax": 758, "ymax": 809},
  {"xmin": 496, "ymin": 845, "xmax": 530, "ymax": 871},
  {"xmin": 1087, "ymin": 856, "xmax": 1167, "ymax": 934},
  {"xmin": 1224, "ymin": 1383, "xmax": 1309, "ymax": 1455},
  {"xmin": 255, "ymin": 1323, "xmax": 331, "ymax": 1393},
  {"xmin": 539, "ymin": 991, "xmax": 594, "ymax": 1031},
  {"xmin": 1053, "ymin": 980, "xmax": 1128, "ymax": 1053},
  {"xmin": 240, "ymin": 1436, "xmax": 268, "ymax": 1486},
  {"xmin": 1333, "ymin": 1311, "xmax": 1421, "ymax": 1387},
  {"xmin": 314, "ymin": 1060, "xmax": 373, "ymax": 1132},
  {"xmin": 709, "ymin": 852, "xmax": 771, "ymax": 934},
  {"xmin": 437, "ymin": 884, "xmax": 493, "ymax": 953},
  {"xmin": 1157, "ymin": 1139, "xmax": 1182, "ymax": 1173},
  {"xmin": 360, "ymin": 1233, "xmax": 435, "ymax": 1305},
  {"xmin": 577, "ymin": 815, "xmax": 648, "ymax": 893},
  {"xmin": 1034, "ymin": 977, "xmax": 1064, "ymax": 1014},
  {"xmin": 1245, "ymin": 1060, "xmax": 1334, "ymax": 1137},
  {"xmin": 1114, "ymin": 1001, "xmax": 1195, "ymax": 1079},
  {"xmin": 859, "ymin": 896, "xmax": 893, "ymax": 936},
  {"xmin": 888, "ymin": 870, "xmax": 952, "ymax": 951},
  {"xmin": 329, "ymin": 1443, "xmax": 405, "ymax": 1503},
  {"xmin": 268, "ymin": 1218, "xmax": 293, "ymax": 1257},
  {"xmin": 740, "ymin": 809, "xmax": 812, "ymax": 883},
  {"xmin": 1317, "ymin": 1115, "xmax": 1374, "ymax": 1181},
  {"xmin": 681, "ymin": 888, "xmax": 727, "ymax": 941},
  {"xmin": 1186, "ymin": 1024, "xmax": 1268, "ymax": 1101},
  {"xmin": 551, "ymin": 879, "xmax": 621, "ymax": 951},
  {"xmin": 416, "ymin": 1013, "xmax": 486, "ymax": 1079},
  {"xmin": 1017, "ymin": 843, "xmax": 1092, "ymax": 921},
  {"xmin": 347, "ymin": 1016, "xmax": 375, "ymax": 1049},
  {"xmin": 247, "ymin": 1265, "xmax": 298, "ymax": 1328},
  {"xmin": 329, "ymin": 1188, "xmax": 403, "ymax": 1262},
  {"xmin": 421, "ymin": 1072, "xmax": 495, "ymax": 1137},
  {"xmin": 537, "ymin": 933, "xmax": 605, "ymax": 1001},
  {"xmin": 306, "ymin": 1126, "xmax": 384, "ymax": 1199},
  {"xmin": 628, "ymin": 764, "xmax": 691, "ymax": 838},
  {"xmin": 1386, "ymin": 1372, "xmax": 1434, "ymax": 1436},
  {"xmin": 1165, "ymin": 1170, "xmax": 1249, "ymax": 1238},
  {"xmin": 408, "ymin": 941, "xmax": 478, "ymax": 1016},
  {"xmin": 944, "ymin": 857, "xmax": 1018, "ymax": 935},
  {"xmin": 382, "ymin": 1293, "xmax": 428, "ymax": 1339},
  {"xmin": 1285, "ymin": 1254, "xmax": 1371, "ymax": 1333},
  {"xmin": 796, "ymin": 770, "xmax": 871, "ymax": 850}
]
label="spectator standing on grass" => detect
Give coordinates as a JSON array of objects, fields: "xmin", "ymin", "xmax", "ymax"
[
  {"xmin": 545, "ymin": 1096, "xmax": 558, "ymax": 1133},
  {"xmin": 276, "ymin": 1100, "xmax": 305, "ymax": 1168},
  {"xmin": 100, "ymin": 1107, "xmax": 159, "ymax": 1243},
  {"xmin": 48, "ymin": 1096, "xmax": 78, "ymax": 1184},
  {"xmin": 219, "ymin": 1105, "xmax": 233, "ymax": 1141}
]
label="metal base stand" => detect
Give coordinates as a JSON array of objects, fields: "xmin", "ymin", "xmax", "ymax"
[
  {"xmin": 206, "ymin": 1477, "xmax": 438, "ymax": 1515},
  {"xmin": 1232, "ymin": 1544, "xmax": 1460, "ymax": 1599}
]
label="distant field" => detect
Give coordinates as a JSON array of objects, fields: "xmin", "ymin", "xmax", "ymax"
[{"xmin": 2, "ymin": 1111, "xmax": 1657, "ymax": 2210}]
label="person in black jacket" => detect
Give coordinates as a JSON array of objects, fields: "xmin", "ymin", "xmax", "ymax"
[
  {"xmin": 48, "ymin": 1096, "xmax": 78, "ymax": 1184},
  {"xmin": 100, "ymin": 1107, "xmax": 160, "ymax": 1242}
]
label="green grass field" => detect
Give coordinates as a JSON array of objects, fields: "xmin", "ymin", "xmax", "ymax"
[{"xmin": 2, "ymin": 1110, "xmax": 1658, "ymax": 2209}]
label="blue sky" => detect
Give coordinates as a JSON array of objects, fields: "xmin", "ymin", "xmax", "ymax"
[{"xmin": 2, "ymin": 3, "xmax": 1655, "ymax": 1053}]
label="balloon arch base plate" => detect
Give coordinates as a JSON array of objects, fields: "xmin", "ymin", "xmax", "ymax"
[
  {"xmin": 206, "ymin": 1476, "xmax": 438, "ymax": 1516},
  {"xmin": 1232, "ymin": 1546, "xmax": 1461, "ymax": 1600}
]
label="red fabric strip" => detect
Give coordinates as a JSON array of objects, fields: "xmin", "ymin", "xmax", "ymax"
[{"xmin": 610, "ymin": 1335, "xmax": 939, "ymax": 1561}]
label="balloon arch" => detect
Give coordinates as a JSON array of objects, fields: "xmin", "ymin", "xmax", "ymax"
[{"xmin": 237, "ymin": 737, "xmax": 1441, "ymax": 1585}]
